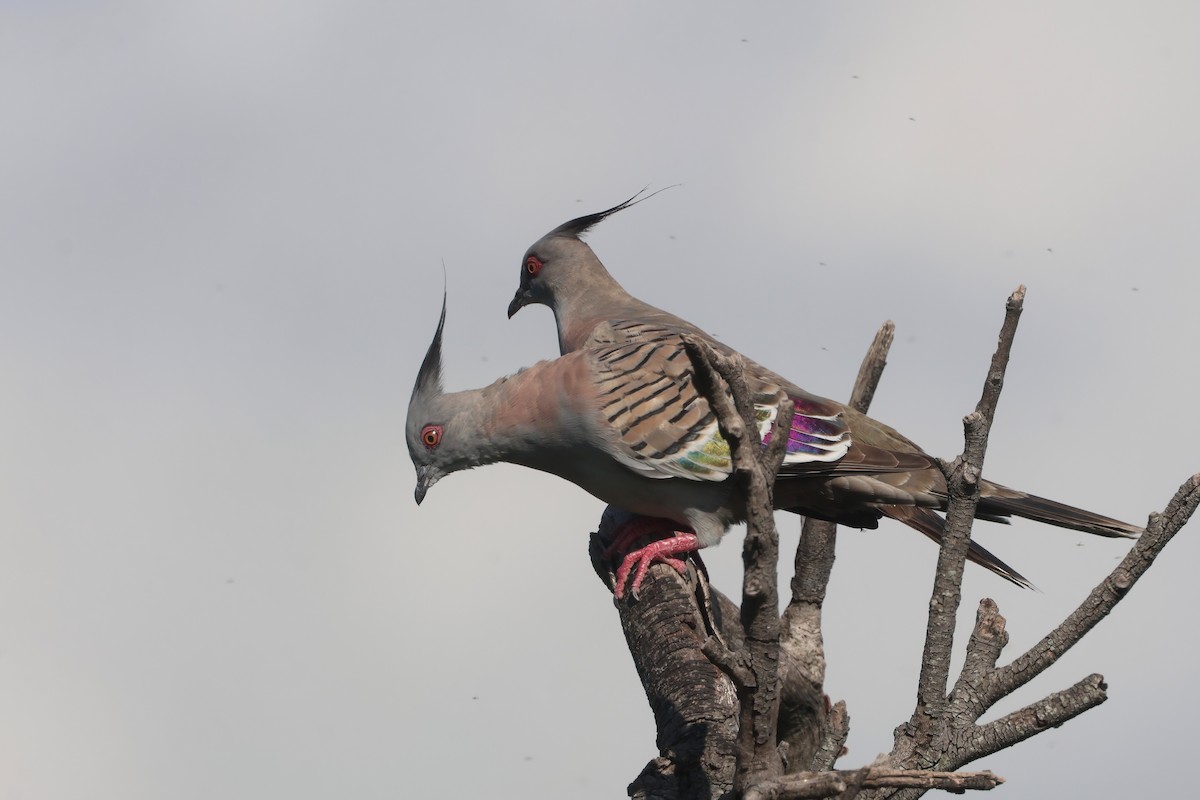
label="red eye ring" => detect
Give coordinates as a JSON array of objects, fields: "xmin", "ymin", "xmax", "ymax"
[
  {"xmin": 525, "ymin": 256, "xmax": 543, "ymax": 276},
  {"xmin": 420, "ymin": 424, "xmax": 443, "ymax": 449}
]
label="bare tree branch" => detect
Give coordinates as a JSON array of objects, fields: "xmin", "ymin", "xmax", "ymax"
[
  {"xmin": 847, "ymin": 322, "xmax": 896, "ymax": 416},
  {"xmin": 744, "ymin": 767, "xmax": 1003, "ymax": 800},
  {"xmin": 683, "ymin": 334, "xmax": 795, "ymax": 792},
  {"xmin": 973, "ymin": 473, "xmax": 1200, "ymax": 714},
  {"xmin": 914, "ymin": 287, "xmax": 1025, "ymax": 724},
  {"xmin": 946, "ymin": 599, "xmax": 1008, "ymax": 720},
  {"xmin": 789, "ymin": 322, "xmax": 896, "ymax": 606},
  {"xmin": 956, "ymin": 673, "xmax": 1108, "ymax": 764},
  {"xmin": 590, "ymin": 526, "xmax": 739, "ymax": 800},
  {"xmin": 779, "ymin": 322, "xmax": 896, "ymax": 770},
  {"xmin": 810, "ymin": 701, "xmax": 850, "ymax": 773}
]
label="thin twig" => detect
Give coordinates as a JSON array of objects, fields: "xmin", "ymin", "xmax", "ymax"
[
  {"xmin": 779, "ymin": 322, "xmax": 896, "ymax": 770},
  {"xmin": 976, "ymin": 474, "xmax": 1200, "ymax": 714},
  {"xmin": 946, "ymin": 599, "xmax": 1008, "ymax": 720},
  {"xmin": 914, "ymin": 287, "xmax": 1025, "ymax": 722},
  {"xmin": 790, "ymin": 321, "xmax": 895, "ymax": 606},
  {"xmin": 701, "ymin": 635, "xmax": 756, "ymax": 689},
  {"xmin": 847, "ymin": 322, "xmax": 896, "ymax": 416},
  {"xmin": 956, "ymin": 674, "xmax": 1108, "ymax": 764},
  {"xmin": 745, "ymin": 768, "xmax": 1003, "ymax": 800},
  {"xmin": 810, "ymin": 701, "xmax": 850, "ymax": 772}
]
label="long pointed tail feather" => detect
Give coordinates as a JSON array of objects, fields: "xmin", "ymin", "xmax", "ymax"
[
  {"xmin": 978, "ymin": 481, "xmax": 1141, "ymax": 539},
  {"xmin": 880, "ymin": 505, "xmax": 1035, "ymax": 589}
]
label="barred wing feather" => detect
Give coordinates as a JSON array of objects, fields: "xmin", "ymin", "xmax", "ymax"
[{"xmin": 592, "ymin": 337, "xmax": 855, "ymax": 482}]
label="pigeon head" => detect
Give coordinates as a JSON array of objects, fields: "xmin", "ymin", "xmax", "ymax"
[
  {"xmin": 406, "ymin": 293, "xmax": 469, "ymax": 504},
  {"xmin": 507, "ymin": 188, "xmax": 664, "ymax": 319}
]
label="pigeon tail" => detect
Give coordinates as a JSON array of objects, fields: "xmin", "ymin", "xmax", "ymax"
[
  {"xmin": 880, "ymin": 505, "xmax": 1036, "ymax": 589},
  {"xmin": 978, "ymin": 481, "xmax": 1142, "ymax": 539}
]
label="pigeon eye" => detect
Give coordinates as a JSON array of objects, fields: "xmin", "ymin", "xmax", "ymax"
[
  {"xmin": 420, "ymin": 425, "xmax": 443, "ymax": 449},
  {"xmin": 525, "ymin": 256, "xmax": 543, "ymax": 276}
]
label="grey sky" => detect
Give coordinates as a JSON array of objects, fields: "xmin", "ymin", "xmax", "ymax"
[{"xmin": 2, "ymin": 2, "xmax": 1197, "ymax": 798}]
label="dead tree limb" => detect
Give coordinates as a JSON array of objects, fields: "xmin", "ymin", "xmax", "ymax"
[
  {"xmin": 918, "ymin": 286, "xmax": 1023, "ymax": 723},
  {"xmin": 744, "ymin": 767, "xmax": 1003, "ymax": 800},
  {"xmin": 683, "ymin": 335, "xmax": 795, "ymax": 794},
  {"xmin": 780, "ymin": 322, "xmax": 896, "ymax": 770},
  {"xmin": 591, "ymin": 515, "xmax": 742, "ymax": 800}
]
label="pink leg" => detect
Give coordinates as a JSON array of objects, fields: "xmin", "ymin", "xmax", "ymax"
[
  {"xmin": 603, "ymin": 515, "xmax": 682, "ymax": 560},
  {"xmin": 614, "ymin": 532, "xmax": 701, "ymax": 600}
]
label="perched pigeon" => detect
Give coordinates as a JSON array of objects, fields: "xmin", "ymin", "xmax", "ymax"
[
  {"xmin": 500, "ymin": 194, "xmax": 1140, "ymax": 594},
  {"xmin": 410, "ymin": 296, "xmax": 1138, "ymax": 597}
]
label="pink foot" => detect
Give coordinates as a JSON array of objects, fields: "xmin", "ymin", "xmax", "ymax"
[{"xmin": 614, "ymin": 532, "xmax": 701, "ymax": 600}]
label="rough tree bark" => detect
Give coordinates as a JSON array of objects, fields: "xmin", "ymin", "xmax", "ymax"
[{"xmin": 592, "ymin": 288, "xmax": 1198, "ymax": 800}]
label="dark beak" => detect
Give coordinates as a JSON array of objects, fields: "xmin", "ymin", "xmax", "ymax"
[
  {"xmin": 413, "ymin": 465, "xmax": 443, "ymax": 505},
  {"xmin": 507, "ymin": 288, "xmax": 529, "ymax": 319}
]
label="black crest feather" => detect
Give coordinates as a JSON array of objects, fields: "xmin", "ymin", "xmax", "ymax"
[
  {"xmin": 547, "ymin": 185, "xmax": 678, "ymax": 241},
  {"xmin": 413, "ymin": 288, "xmax": 447, "ymax": 399}
]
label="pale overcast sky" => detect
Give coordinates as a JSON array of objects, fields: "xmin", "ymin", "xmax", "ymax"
[{"xmin": 2, "ymin": 2, "xmax": 1198, "ymax": 798}]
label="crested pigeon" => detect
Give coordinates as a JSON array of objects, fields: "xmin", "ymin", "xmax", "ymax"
[
  {"xmin": 501, "ymin": 193, "xmax": 1141, "ymax": 594},
  {"xmin": 410, "ymin": 295, "xmax": 1139, "ymax": 597}
]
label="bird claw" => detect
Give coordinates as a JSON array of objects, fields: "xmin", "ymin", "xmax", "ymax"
[
  {"xmin": 613, "ymin": 532, "xmax": 701, "ymax": 599},
  {"xmin": 602, "ymin": 515, "xmax": 681, "ymax": 560}
]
